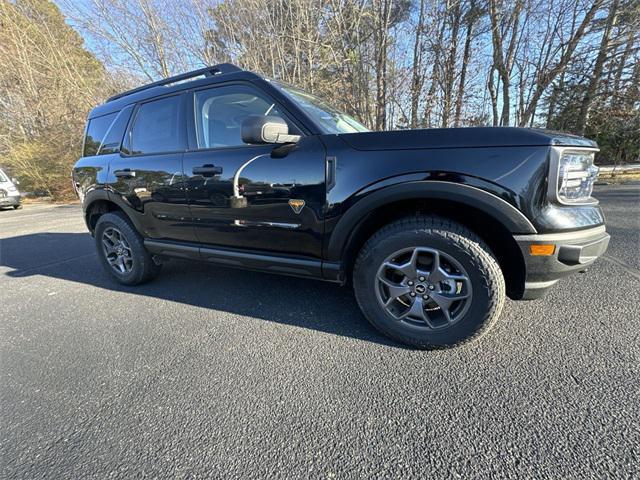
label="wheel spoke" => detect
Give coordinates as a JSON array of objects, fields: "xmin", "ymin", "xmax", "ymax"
[
  {"xmin": 401, "ymin": 296, "xmax": 427, "ymax": 322},
  {"xmin": 116, "ymin": 256, "xmax": 126, "ymax": 273},
  {"xmin": 403, "ymin": 248, "xmax": 420, "ymax": 278},
  {"xmin": 104, "ymin": 229, "xmax": 117, "ymax": 243},
  {"xmin": 378, "ymin": 277, "xmax": 411, "ymax": 306},
  {"xmin": 384, "ymin": 248, "xmax": 420, "ymax": 279},
  {"xmin": 426, "ymin": 251, "xmax": 448, "ymax": 282},
  {"xmin": 429, "ymin": 291, "xmax": 469, "ymax": 323},
  {"xmin": 102, "ymin": 239, "xmax": 115, "ymax": 255}
]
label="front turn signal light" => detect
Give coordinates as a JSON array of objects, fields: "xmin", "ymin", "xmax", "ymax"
[{"xmin": 530, "ymin": 244, "xmax": 556, "ymax": 256}]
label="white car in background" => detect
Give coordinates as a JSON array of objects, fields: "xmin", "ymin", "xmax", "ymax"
[{"xmin": 0, "ymin": 168, "xmax": 21, "ymax": 210}]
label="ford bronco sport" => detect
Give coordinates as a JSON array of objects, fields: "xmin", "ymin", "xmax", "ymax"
[{"xmin": 73, "ymin": 63, "xmax": 610, "ymax": 348}]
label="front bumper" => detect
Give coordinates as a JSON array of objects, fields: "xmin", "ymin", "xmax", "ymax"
[
  {"xmin": 0, "ymin": 194, "xmax": 21, "ymax": 207},
  {"xmin": 514, "ymin": 225, "xmax": 610, "ymax": 299}
]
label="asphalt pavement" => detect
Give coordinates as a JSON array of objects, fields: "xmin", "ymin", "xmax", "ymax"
[{"xmin": 1, "ymin": 185, "xmax": 638, "ymax": 478}]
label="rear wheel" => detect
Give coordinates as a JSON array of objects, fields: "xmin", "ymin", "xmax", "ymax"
[
  {"xmin": 353, "ymin": 216, "xmax": 505, "ymax": 349},
  {"xmin": 95, "ymin": 212, "xmax": 161, "ymax": 285}
]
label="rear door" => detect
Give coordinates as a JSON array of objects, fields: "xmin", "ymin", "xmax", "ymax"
[
  {"xmin": 182, "ymin": 83, "xmax": 326, "ymax": 259},
  {"xmin": 107, "ymin": 93, "xmax": 195, "ymax": 242}
]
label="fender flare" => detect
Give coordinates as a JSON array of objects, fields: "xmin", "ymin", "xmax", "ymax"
[
  {"xmin": 83, "ymin": 189, "xmax": 144, "ymax": 234},
  {"xmin": 326, "ymin": 180, "xmax": 537, "ymax": 261}
]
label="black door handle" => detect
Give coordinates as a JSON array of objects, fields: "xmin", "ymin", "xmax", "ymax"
[
  {"xmin": 114, "ymin": 169, "xmax": 136, "ymax": 178},
  {"xmin": 193, "ymin": 164, "xmax": 223, "ymax": 176}
]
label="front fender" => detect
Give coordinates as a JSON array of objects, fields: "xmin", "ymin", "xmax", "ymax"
[{"xmin": 325, "ymin": 179, "xmax": 536, "ymax": 262}]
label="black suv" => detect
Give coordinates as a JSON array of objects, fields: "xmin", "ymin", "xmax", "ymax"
[{"xmin": 73, "ymin": 63, "xmax": 609, "ymax": 348}]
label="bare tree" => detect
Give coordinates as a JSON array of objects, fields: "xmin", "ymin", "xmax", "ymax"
[
  {"xmin": 489, "ymin": 0, "xmax": 525, "ymax": 126},
  {"xmin": 60, "ymin": 0, "xmax": 195, "ymax": 80},
  {"xmin": 518, "ymin": 0, "xmax": 604, "ymax": 126}
]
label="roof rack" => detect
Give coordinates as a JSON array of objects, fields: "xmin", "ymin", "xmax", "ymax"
[{"xmin": 106, "ymin": 63, "xmax": 243, "ymax": 102}]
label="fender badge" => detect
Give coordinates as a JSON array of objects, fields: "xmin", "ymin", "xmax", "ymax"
[{"xmin": 288, "ymin": 199, "xmax": 305, "ymax": 214}]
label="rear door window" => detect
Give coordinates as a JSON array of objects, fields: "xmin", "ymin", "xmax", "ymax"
[
  {"xmin": 84, "ymin": 113, "xmax": 116, "ymax": 157},
  {"xmin": 129, "ymin": 95, "xmax": 182, "ymax": 155}
]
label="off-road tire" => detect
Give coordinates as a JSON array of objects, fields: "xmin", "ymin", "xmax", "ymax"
[
  {"xmin": 353, "ymin": 215, "xmax": 505, "ymax": 349},
  {"xmin": 95, "ymin": 211, "xmax": 161, "ymax": 285}
]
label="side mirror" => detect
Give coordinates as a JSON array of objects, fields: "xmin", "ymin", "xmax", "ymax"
[
  {"xmin": 12, "ymin": 178, "xmax": 19, "ymax": 185},
  {"xmin": 241, "ymin": 115, "xmax": 300, "ymax": 145}
]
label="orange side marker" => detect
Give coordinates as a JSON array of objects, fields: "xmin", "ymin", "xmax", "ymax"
[{"xmin": 530, "ymin": 244, "xmax": 556, "ymax": 256}]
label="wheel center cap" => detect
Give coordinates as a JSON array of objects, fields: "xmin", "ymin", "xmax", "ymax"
[{"xmin": 415, "ymin": 284, "xmax": 427, "ymax": 294}]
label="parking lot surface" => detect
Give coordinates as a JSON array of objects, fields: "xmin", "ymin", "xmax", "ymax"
[{"xmin": 1, "ymin": 185, "xmax": 639, "ymax": 479}]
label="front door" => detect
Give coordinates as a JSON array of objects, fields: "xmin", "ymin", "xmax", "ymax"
[
  {"xmin": 107, "ymin": 93, "xmax": 194, "ymax": 242},
  {"xmin": 182, "ymin": 84, "xmax": 326, "ymax": 259}
]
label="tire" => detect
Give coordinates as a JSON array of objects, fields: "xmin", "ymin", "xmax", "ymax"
[
  {"xmin": 353, "ymin": 216, "xmax": 505, "ymax": 349},
  {"xmin": 13, "ymin": 205, "xmax": 22, "ymax": 210},
  {"xmin": 94, "ymin": 211, "xmax": 161, "ymax": 285}
]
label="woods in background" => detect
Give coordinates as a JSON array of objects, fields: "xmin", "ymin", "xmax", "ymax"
[{"xmin": 1, "ymin": 0, "xmax": 639, "ymax": 199}]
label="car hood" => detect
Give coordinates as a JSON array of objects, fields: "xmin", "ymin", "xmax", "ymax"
[{"xmin": 337, "ymin": 127, "xmax": 597, "ymax": 151}]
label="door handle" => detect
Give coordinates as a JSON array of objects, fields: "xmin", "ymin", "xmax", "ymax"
[
  {"xmin": 114, "ymin": 169, "xmax": 136, "ymax": 178},
  {"xmin": 326, "ymin": 156, "xmax": 337, "ymax": 192},
  {"xmin": 193, "ymin": 164, "xmax": 223, "ymax": 176}
]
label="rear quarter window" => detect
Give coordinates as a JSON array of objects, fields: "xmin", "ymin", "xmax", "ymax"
[
  {"xmin": 83, "ymin": 113, "xmax": 117, "ymax": 157},
  {"xmin": 98, "ymin": 105, "xmax": 134, "ymax": 155}
]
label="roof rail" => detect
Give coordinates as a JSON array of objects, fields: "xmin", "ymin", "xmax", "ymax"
[{"xmin": 106, "ymin": 63, "xmax": 243, "ymax": 102}]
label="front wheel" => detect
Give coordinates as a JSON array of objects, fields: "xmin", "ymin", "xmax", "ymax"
[
  {"xmin": 353, "ymin": 216, "xmax": 505, "ymax": 349},
  {"xmin": 95, "ymin": 212, "xmax": 161, "ymax": 285}
]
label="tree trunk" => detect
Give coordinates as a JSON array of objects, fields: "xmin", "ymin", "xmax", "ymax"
[
  {"xmin": 442, "ymin": 0, "xmax": 462, "ymax": 128},
  {"xmin": 423, "ymin": 7, "xmax": 447, "ymax": 128},
  {"xmin": 611, "ymin": 29, "xmax": 634, "ymax": 106},
  {"xmin": 374, "ymin": 0, "xmax": 392, "ymax": 131},
  {"xmin": 410, "ymin": 0, "xmax": 426, "ymax": 128},
  {"xmin": 576, "ymin": 0, "xmax": 619, "ymax": 135},
  {"xmin": 489, "ymin": 0, "xmax": 524, "ymax": 126},
  {"xmin": 455, "ymin": 4, "xmax": 476, "ymax": 127}
]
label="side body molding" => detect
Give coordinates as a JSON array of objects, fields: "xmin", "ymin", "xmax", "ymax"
[{"xmin": 326, "ymin": 180, "xmax": 537, "ymax": 261}]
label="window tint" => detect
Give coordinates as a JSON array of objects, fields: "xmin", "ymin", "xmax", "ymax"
[
  {"xmin": 194, "ymin": 86, "xmax": 291, "ymax": 149},
  {"xmin": 130, "ymin": 96, "xmax": 181, "ymax": 155},
  {"xmin": 84, "ymin": 113, "xmax": 116, "ymax": 157},
  {"xmin": 98, "ymin": 105, "xmax": 134, "ymax": 155}
]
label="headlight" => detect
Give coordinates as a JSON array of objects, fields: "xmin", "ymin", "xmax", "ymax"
[
  {"xmin": 550, "ymin": 148, "xmax": 599, "ymax": 204},
  {"xmin": 8, "ymin": 185, "xmax": 17, "ymax": 192}
]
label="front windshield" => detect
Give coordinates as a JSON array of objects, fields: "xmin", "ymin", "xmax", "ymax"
[
  {"xmin": 275, "ymin": 83, "xmax": 369, "ymax": 135},
  {"xmin": 0, "ymin": 170, "xmax": 9, "ymax": 183}
]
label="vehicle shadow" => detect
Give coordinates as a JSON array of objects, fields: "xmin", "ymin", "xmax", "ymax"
[{"xmin": 1, "ymin": 232, "xmax": 399, "ymax": 347}]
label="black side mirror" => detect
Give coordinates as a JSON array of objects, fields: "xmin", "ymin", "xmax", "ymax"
[{"xmin": 241, "ymin": 115, "xmax": 300, "ymax": 145}]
